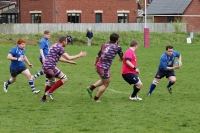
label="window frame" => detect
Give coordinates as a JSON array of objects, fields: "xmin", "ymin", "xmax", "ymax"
[
  {"xmin": 67, "ymin": 13, "xmax": 81, "ymax": 23},
  {"xmin": 31, "ymin": 13, "xmax": 41, "ymax": 23},
  {"xmin": 118, "ymin": 13, "xmax": 129, "ymax": 23},
  {"xmin": 95, "ymin": 13, "xmax": 102, "ymax": 23},
  {"xmin": 0, "ymin": 14, "xmax": 18, "ymax": 23}
]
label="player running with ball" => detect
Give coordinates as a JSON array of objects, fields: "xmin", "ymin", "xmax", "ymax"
[{"xmin": 147, "ymin": 45, "xmax": 182, "ymax": 96}]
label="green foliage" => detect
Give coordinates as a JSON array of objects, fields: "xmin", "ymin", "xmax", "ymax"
[
  {"xmin": 1, "ymin": 31, "xmax": 199, "ymax": 46},
  {"xmin": 0, "ymin": 32, "xmax": 200, "ymax": 132},
  {"xmin": 171, "ymin": 17, "xmax": 186, "ymax": 33}
]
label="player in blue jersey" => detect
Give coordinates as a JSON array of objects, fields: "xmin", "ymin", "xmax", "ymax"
[
  {"xmin": 32, "ymin": 30, "xmax": 50, "ymax": 85},
  {"xmin": 40, "ymin": 36, "xmax": 87, "ymax": 102},
  {"xmin": 3, "ymin": 39, "xmax": 40, "ymax": 94},
  {"xmin": 147, "ymin": 45, "xmax": 182, "ymax": 96}
]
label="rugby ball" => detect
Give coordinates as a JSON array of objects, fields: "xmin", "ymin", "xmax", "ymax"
[{"xmin": 175, "ymin": 60, "xmax": 182, "ymax": 67}]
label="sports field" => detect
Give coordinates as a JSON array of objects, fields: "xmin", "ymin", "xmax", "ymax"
[{"xmin": 0, "ymin": 32, "xmax": 199, "ymax": 133}]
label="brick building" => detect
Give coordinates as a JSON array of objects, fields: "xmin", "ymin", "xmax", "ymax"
[
  {"xmin": 1, "ymin": 0, "xmax": 200, "ymax": 32},
  {"xmin": 18, "ymin": 0, "xmax": 138, "ymax": 23},
  {"xmin": 146, "ymin": 0, "xmax": 200, "ymax": 32},
  {"xmin": 0, "ymin": 0, "xmax": 18, "ymax": 23}
]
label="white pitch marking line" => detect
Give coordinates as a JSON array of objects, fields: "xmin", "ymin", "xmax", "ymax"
[{"xmin": 107, "ymin": 88, "xmax": 129, "ymax": 94}]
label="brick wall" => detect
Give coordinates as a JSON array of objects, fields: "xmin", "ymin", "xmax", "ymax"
[
  {"xmin": 20, "ymin": 0, "xmax": 138, "ymax": 23},
  {"xmin": 56, "ymin": 0, "xmax": 138, "ymax": 23},
  {"xmin": 20, "ymin": 0, "xmax": 54, "ymax": 23},
  {"xmin": 183, "ymin": 0, "xmax": 200, "ymax": 32}
]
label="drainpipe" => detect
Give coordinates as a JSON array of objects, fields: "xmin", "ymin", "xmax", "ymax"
[{"xmin": 54, "ymin": 0, "xmax": 57, "ymax": 23}]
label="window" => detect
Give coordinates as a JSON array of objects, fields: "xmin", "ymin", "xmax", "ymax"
[
  {"xmin": 118, "ymin": 13, "xmax": 128, "ymax": 23},
  {"xmin": 31, "ymin": 13, "xmax": 41, "ymax": 23},
  {"xmin": 167, "ymin": 16, "xmax": 174, "ymax": 22},
  {"xmin": 95, "ymin": 13, "xmax": 102, "ymax": 23},
  {"xmin": 0, "ymin": 14, "xmax": 18, "ymax": 23},
  {"xmin": 0, "ymin": 15, "xmax": 6, "ymax": 23},
  {"xmin": 68, "ymin": 13, "xmax": 80, "ymax": 23}
]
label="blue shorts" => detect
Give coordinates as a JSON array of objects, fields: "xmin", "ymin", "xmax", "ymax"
[
  {"xmin": 122, "ymin": 73, "xmax": 140, "ymax": 85},
  {"xmin": 10, "ymin": 65, "xmax": 27, "ymax": 77},
  {"xmin": 155, "ymin": 69, "xmax": 175, "ymax": 79}
]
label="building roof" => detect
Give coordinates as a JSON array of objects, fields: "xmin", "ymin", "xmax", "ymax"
[
  {"xmin": 1, "ymin": 7, "xmax": 19, "ymax": 14},
  {"xmin": 0, "ymin": 2, "xmax": 16, "ymax": 9},
  {"xmin": 146, "ymin": 0, "xmax": 192, "ymax": 15}
]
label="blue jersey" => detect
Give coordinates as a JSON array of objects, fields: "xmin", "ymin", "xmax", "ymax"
[
  {"xmin": 9, "ymin": 46, "xmax": 26, "ymax": 70},
  {"xmin": 159, "ymin": 50, "xmax": 180, "ymax": 71},
  {"xmin": 39, "ymin": 37, "xmax": 50, "ymax": 58}
]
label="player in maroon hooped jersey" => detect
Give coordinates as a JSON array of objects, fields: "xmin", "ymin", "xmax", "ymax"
[
  {"xmin": 41, "ymin": 36, "xmax": 87, "ymax": 101},
  {"xmin": 87, "ymin": 33, "xmax": 123, "ymax": 102}
]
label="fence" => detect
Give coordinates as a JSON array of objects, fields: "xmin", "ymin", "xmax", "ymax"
[{"xmin": 0, "ymin": 23, "xmax": 187, "ymax": 34}]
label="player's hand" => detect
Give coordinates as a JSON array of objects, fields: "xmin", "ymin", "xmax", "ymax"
[
  {"xmin": 79, "ymin": 51, "xmax": 87, "ymax": 57},
  {"xmin": 29, "ymin": 64, "xmax": 33, "ymax": 68},
  {"xmin": 18, "ymin": 56, "xmax": 24, "ymax": 61},
  {"xmin": 136, "ymin": 68, "xmax": 140, "ymax": 75},
  {"xmin": 178, "ymin": 61, "xmax": 182, "ymax": 66},
  {"xmin": 70, "ymin": 61, "xmax": 77, "ymax": 65},
  {"xmin": 119, "ymin": 58, "xmax": 123, "ymax": 62},
  {"xmin": 174, "ymin": 66, "xmax": 180, "ymax": 69}
]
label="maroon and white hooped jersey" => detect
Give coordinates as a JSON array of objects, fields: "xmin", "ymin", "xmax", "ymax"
[
  {"xmin": 96, "ymin": 43, "xmax": 123, "ymax": 69},
  {"xmin": 43, "ymin": 43, "xmax": 65, "ymax": 69}
]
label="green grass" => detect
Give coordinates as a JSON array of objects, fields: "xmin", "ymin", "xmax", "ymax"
[{"xmin": 0, "ymin": 32, "xmax": 200, "ymax": 133}]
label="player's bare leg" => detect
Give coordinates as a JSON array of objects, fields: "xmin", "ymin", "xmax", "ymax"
[
  {"xmin": 93, "ymin": 78, "xmax": 110, "ymax": 101},
  {"xmin": 167, "ymin": 76, "xmax": 176, "ymax": 94},
  {"xmin": 87, "ymin": 80, "xmax": 103, "ymax": 98}
]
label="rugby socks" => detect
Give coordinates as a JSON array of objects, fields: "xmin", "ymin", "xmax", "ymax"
[
  {"xmin": 94, "ymin": 95, "xmax": 99, "ymax": 100},
  {"xmin": 42, "ymin": 85, "xmax": 51, "ymax": 100},
  {"xmin": 45, "ymin": 78, "xmax": 48, "ymax": 84},
  {"xmin": 5, "ymin": 79, "xmax": 11, "ymax": 86},
  {"xmin": 33, "ymin": 70, "xmax": 45, "ymax": 79},
  {"xmin": 148, "ymin": 84, "xmax": 156, "ymax": 94},
  {"xmin": 48, "ymin": 80, "xmax": 63, "ymax": 93},
  {"xmin": 167, "ymin": 81, "xmax": 174, "ymax": 88},
  {"xmin": 28, "ymin": 80, "xmax": 35, "ymax": 91},
  {"xmin": 131, "ymin": 85, "xmax": 140, "ymax": 97},
  {"xmin": 90, "ymin": 85, "xmax": 96, "ymax": 91}
]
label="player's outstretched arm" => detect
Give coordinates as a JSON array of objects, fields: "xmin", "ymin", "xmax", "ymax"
[
  {"xmin": 62, "ymin": 51, "xmax": 87, "ymax": 60},
  {"xmin": 59, "ymin": 57, "xmax": 76, "ymax": 65}
]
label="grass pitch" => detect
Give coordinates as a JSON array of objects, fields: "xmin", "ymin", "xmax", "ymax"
[{"xmin": 0, "ymin": 33, "xmax": 199, "ymax": 133}]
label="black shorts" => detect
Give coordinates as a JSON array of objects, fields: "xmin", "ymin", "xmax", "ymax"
[
  {"xmin": 122, "ymin": 73, "xmax": 140, "ymax": 85},
  {"xmin": 155, "ymin": 69, "xmax": 175, "ymax": 79},
  {"xmin": 10, "ymin": 65, "xmax": 27, "ymax": 77}
]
